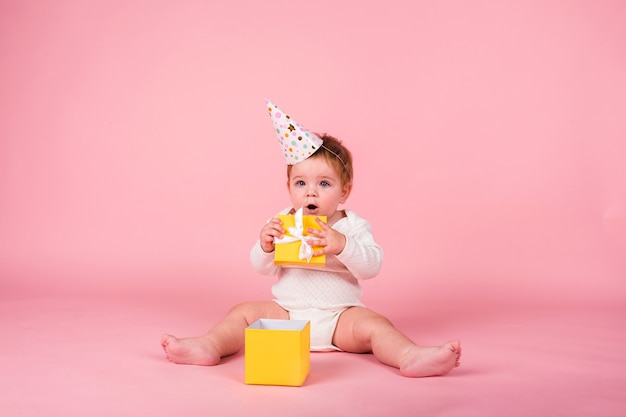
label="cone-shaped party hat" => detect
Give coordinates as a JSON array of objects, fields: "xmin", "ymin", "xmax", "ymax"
[{"xmin": 265, "ymin": 98, "xmax": 323, "ymax": 165}]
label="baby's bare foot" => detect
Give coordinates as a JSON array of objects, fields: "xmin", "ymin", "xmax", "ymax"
[
  {"xmin": 160, "ymin": 334, "xmax": 221, "ymax": 366},
  {"xmin": 399, "ymin": 340, "xmax": 461, "ymax": 377}
]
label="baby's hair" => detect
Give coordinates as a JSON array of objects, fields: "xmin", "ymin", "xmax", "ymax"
[{"xmin": 287, "ymin": 133, "xmax": 353, "ymax": 187}]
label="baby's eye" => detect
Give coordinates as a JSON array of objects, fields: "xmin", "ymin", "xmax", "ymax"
[
  {"xmin": 320, "ymin": 180, "xmax": 330, "ymax": 187},
  {"xmin": 295, "ymin": 180, "xmax": 306, "ymax": 187}
]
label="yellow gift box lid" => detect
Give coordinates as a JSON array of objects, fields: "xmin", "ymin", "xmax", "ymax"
[
  {"xmin": 244, "ymin": 319, "xmax": 310, "ymax": 387},
  {"xmin": 274, "ymin": 213, "xmax": 326, "ymax": 266}
]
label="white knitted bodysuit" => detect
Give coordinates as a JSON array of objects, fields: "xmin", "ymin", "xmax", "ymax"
[{"xmin": 250, "ymin": 209, "xmax": 383, "ymax": 350}]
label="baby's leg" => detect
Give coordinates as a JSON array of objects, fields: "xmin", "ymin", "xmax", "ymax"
[
  {"xmin": 161, "ymin": 301, "xmax": 288, "ymax": 366},
  {"xmin": 333, "ymin": 307, "xmax": 461, "ymax": 377}
]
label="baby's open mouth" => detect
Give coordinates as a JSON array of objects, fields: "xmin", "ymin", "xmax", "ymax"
[{"xmin": 306, "ymin": 204, "xmax": 318, "ymax": 210}]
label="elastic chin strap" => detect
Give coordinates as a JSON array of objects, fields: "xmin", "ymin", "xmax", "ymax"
[{"xmin": 320, "ymin": 144, "xmax": 347, "ymax": 171}]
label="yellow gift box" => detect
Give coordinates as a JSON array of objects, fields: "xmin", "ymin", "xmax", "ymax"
[
  {"xmin": 274, "ymin": 212, "xmax": 326, "ymax": 266},
  {"xmin": 244, "ymin": 319, "xmax": 311, "ymax": 386}
]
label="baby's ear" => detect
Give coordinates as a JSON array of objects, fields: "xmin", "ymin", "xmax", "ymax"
[{"xmin": 340, "ymin": 182, "xmax": 352, "ymax": 203}]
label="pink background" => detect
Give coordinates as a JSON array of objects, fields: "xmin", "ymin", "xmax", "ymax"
[{"xmin": 1, "ymin": 1, "xmax": 625, "ymax": 416}]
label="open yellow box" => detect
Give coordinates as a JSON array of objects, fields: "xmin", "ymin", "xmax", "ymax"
[
  {"xmin": 244, "ymin": 319, "xmax": 310, "ymax": 386},
  {"xmin": 274, "ymin": 213, "xmax": 326, "ymax": 266}
]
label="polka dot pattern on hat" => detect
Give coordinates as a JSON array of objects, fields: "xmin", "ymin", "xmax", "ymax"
[{"xmin": 265, "ymin": 99, "xmax": 323, "ymax": 165}]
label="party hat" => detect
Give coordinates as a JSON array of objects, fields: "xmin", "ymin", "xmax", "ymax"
[{"xmin": 265, "ymin": 98, "xmax": 323, "ymax": 165}]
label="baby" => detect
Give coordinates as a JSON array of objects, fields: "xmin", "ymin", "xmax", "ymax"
[{"xmin": 161, "ymin": 101, "xmax": 461, "ymax": 377}]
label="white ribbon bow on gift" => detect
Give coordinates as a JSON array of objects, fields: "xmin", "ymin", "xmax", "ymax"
[{"xmin": 273, "ymin": 207, "xmax": 315, "ymax": 262}]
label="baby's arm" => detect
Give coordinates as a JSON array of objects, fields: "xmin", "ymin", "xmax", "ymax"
[
  {"xmin": 335, "ymin": 217, "xmax": 383, "ymax": 280},
  {"xmin": 306, "ymin": 214, "xmax": 382, "ymax": 279},
  {"xmin": 250, "ymin": 240, "xmax": 279, "ymax": 276},
  {"xmin": 250, "ymin": 216, "xmax": 284, "ymax": 276}
]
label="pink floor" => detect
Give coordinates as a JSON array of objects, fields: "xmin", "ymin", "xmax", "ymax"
[{"xmin": 2, "ymin": 287, "xmax": 624, "ymax": 416}]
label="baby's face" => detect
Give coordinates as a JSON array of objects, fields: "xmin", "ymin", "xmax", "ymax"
[{"xmin": 287, "ymin": 156, "xmax": 350, "ymax": 218}]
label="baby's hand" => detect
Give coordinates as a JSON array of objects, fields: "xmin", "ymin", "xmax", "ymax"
[
  {"xmin": 260, "ymin": 218, "xmax": 284, "ymax": 253},
  {"xmin": 307, "ymin": 217, "xmax": 346, "ymax": 256}
]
